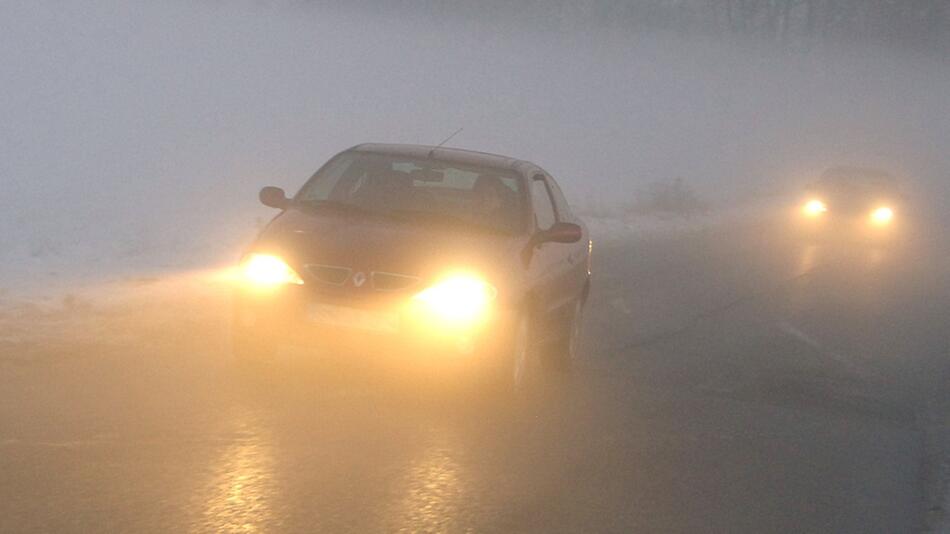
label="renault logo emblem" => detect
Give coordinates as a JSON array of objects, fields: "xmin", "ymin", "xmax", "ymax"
[{"xmin": 352, "ymin": 272, "xmax": 367, "ymax": 287}]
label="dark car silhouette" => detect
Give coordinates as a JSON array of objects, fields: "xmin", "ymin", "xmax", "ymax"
[{"xmin": 233, "ymin": 143, "xmax": 591, "ymax": 391}]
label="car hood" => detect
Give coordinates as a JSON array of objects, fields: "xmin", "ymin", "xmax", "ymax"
[{"xmin": 253, "ymin": 207, "xmax": 525, "ymax": 287}]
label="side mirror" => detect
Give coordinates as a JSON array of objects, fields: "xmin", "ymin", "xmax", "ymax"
[
  {"xmin": 259, "ymin": 186, "xmax": 289, "ymax": 209},
  {"xmin": 538, "ymin": 222, "xmax": 583, "ymax": 244}
]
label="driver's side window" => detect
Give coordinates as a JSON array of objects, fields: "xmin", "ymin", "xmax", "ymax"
[{"xmin": 530, "ymin": 177, "xmax": 556, "ymax": 231}]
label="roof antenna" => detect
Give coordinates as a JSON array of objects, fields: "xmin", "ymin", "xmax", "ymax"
[{"xmin": 429, "ymin": 127, "xmax": 463, "ymax": 156}]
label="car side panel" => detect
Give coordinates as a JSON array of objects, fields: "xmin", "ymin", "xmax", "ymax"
[
  {"xmin": 543, "ymin": 174, "xmax": 589, "ymax": 312},
  {"xmin": 522, "ymin": 175, "xmax": 589, "ymax": 339}
]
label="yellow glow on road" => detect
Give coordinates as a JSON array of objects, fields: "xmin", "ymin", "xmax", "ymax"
[
  {"xmin": 870, "ymin": 206, "xmax": 894, "ymax": 225},
  {"xmin": 412, "ymin": 275, "xmax": 496, "ymax": 325},
  {"xmin": 194, "ymin": 410, "xmax": 277, "ymax": 533},
  {"xmin": 387, "ymin": 429, "xmax": 465, "ymax": 532},
  {"xmin": 803, "ymin": 199, "xmax": 828, "ymax": 217},
  {"xmin": 242, "ymin": 254, "xmax": 303, "ymax": 286}
]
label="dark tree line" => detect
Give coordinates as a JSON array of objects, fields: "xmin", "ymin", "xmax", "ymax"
[
  {"xmin": 334, "ymin": 0, "xmax": 949, "ymax": 53},
  {"xmin": 605, "ymin": 0, "xmax": 950, "ymax": 50}
]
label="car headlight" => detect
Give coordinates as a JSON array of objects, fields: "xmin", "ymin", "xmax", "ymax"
[
  {"xmin": 870, "ymin": 206, "xmax": 894, "ymax": 225},
  {"xmin": 241, "ymin": 254, "xmax": 304, "ymax": 286},
  {"xmin": 803, "ymin": 199, "xmax": 828, "ymax": 217},
  {"xmin": 412, "ymin": 275, "xmax": 497, "ymax": 324}
]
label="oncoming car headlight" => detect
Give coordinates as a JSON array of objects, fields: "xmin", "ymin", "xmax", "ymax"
[
  {"xmin": 870, "ymin": 206, "xmax": 894, "ymax": 226},
  {"xmin": 803, "ymin": 199, "xmax": 828, "ymax": 217},
  {"xmin": 241, "ymin": 254, "xmax": 304, "ymax": 286},
  {"xmin": 412, "ymin": 275, "xmax": 497, "ymax": 324}
]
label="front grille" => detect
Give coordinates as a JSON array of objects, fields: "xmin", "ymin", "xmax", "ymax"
[
  {"xmin": 304, "ymin": 264, "xmax": 420, "ymax": 292},
  {"xmin": 305, "ymin": 264, "xmax": 351, "ymax": 286},
  {"xmin": 371, "ymin": 271, "xmax": 421, "ymax": 292}
]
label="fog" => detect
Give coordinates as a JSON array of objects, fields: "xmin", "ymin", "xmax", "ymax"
[
  {"xmin": 4, "ymin": 3, "xmax": 950, "ymax": 531},
  {"xmin": 2, "ymin": 0, "xmax": 949, "ymax": 280}
]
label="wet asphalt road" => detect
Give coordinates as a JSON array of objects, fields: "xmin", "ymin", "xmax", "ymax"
[{"xmin": 1, "ymin": 215, "xmax": 948, "ymax": 533}]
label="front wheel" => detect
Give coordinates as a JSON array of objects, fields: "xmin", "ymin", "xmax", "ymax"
[
  {"xmin": 486, "ymin": 314, "xmax": 539, "ymax": 394},
  {"xmin": 549, "ymin": 298, "xmax": 584, "ymax": 371}
]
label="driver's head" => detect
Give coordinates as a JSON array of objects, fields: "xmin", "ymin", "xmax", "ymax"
[{"xmin": 473, "ymin": 174, "xmax": 506, "ymax": 211}]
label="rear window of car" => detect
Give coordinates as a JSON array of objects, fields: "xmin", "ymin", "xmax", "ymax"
[{"xmin": 816, "ymin": 168, "xmax": 897, "ymax": 193}]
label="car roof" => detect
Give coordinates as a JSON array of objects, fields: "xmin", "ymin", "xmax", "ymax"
[
  {"xmin": 348, "ymin": 143, "xmax": 542, "ymax": 176},
  {"xmin": 810, "ymin": 166, "xmax": 898, "ymax": 192},
  {"xmin": 819, "ymin": 166, "xmax": 895, "ymax": 184}
]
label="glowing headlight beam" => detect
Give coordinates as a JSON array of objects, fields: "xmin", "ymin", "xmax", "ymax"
[
  {"xmin": 412, "ymin": 275, "xmax": 497, "ymax": 324},
  {"xmin": 870, "ymin": 206, "xmax": 894, "ymax": 225},
  {"xmin": 242, "ymin": 254, "xmax": 304, "ymax": 286},
  {"xmin": 803, "ymin": 199, "xmax": 828, "ymax": 217}
]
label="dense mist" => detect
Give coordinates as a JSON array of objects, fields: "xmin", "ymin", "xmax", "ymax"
[
  {"xmin": 3, "ymin": 4, "xmax": 950, "ymax": 532},
  {"xmin": 2, "ymin": 0, "xmax": 948, "ymax": 280}
]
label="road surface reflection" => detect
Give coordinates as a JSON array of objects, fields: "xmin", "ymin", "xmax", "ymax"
[
  {"xmin": 387, "ymin": 427, "xmax": 468, "ymax": 532},
  {"xmin": 192, "ymin": 408, "xmax": 279, "ymax": 533}
]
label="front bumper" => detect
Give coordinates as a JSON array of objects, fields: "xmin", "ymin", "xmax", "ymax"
[
  {"xmin": 796, "ymin": 212, "xmax": 900, "ymax": 242},
  {"xmin": 233, "ymin": 285, "xmax": 514, "ymax": 367}
]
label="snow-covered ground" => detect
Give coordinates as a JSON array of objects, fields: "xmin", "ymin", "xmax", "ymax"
[{"xmin": 0, "ymin": 217, "xmax": 254, "ymax": 302}]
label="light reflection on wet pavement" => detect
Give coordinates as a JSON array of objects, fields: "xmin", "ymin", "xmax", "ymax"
[{"xmin": 191, "ymin": 409, "xmax": 277, "ymax": 533}]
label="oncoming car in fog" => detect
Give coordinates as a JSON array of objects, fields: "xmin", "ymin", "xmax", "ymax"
[
  {"xmin": 799, "ymin": 166, "xmax": 904, "ymax": 238},
  {"xmin": 232, "ymin": 143, "xmax": 591, "ymax": 391}
]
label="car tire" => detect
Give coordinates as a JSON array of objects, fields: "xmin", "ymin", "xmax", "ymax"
[
  {"xmin": 549, "ymin": 298, "xmax": 584, "ymax": 371},
  {"xmin": 488, "ymin": 313, "xmax": 539, "ymax": 395}
]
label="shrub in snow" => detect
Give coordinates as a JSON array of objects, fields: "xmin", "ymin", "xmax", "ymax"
[
  {"xmin": 29, "ymin": 237, "xmax": 62, "ymax": 258},
  {"xmin": 628, "ymin": 178, "xmax": 708, "ymax": 219}
]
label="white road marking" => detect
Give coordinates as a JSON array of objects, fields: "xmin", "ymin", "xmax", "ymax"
[{"xmin": 776, "ymin": 320, "xmax": 870, "ymax": 379}]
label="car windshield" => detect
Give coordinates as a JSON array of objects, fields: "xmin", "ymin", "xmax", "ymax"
[
  {"xmin": 814, "ymin": 168, "xmax": 897, "ymax": 196},
  {"xmin": 294, "ymin": 152, "xmax": 525, "ymax": 234}
]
